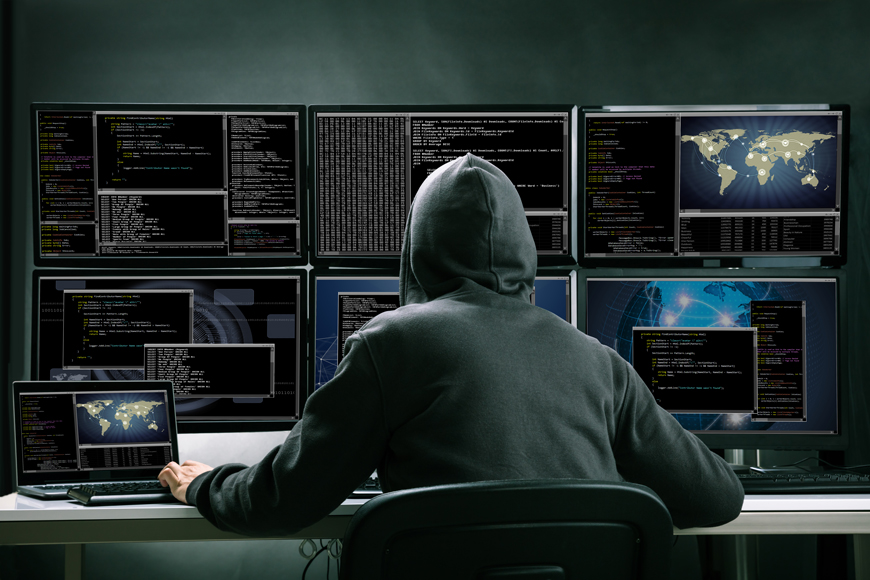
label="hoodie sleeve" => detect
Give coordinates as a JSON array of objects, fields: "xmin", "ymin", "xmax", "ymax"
[
  {"xmin": 609, "ymin": 350, "xmax": 745, "ymax": 529},
  {"xmin": 186, "ymin": 333, "xmax": 389, "ymax": 536}
]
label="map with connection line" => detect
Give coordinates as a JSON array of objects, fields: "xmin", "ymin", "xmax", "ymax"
[
  {"xmin": 678, "ymin": 115, "xmax": 839, "ymax": 211},
  {"xmin": 681, "ymin": 130, "xmax": 834, "ymax": 194}
]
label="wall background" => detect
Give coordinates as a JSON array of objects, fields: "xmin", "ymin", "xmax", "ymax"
[{"xmin": 2, "ymin": 1, "xmax": 868, "ymax": 578}]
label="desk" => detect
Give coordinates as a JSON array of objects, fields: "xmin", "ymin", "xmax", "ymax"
[{"xmin": 2, "ymin": 493, "xmax": 870, "ymax": 580}]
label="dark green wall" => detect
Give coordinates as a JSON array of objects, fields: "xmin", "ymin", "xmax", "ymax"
[
  {"xmin": 10, "ymin": 0, "xmax": 869, "ymax": 453},
  {"xmin": 3, "ymin": 1, "xmax": 869, "ymax": 577}
]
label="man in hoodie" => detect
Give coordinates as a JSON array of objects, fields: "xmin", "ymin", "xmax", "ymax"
[{"xmin": 159, "ymin": 154, "xmax": 744, "ymax": 532}]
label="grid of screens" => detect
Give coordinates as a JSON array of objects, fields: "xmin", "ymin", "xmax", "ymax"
[
  {"xmin": 583, "ymin": 107, "xmax": 847, "ymax": 261},
  {"xmin": 585, "ymin": 277, "xmax": 839, "ymax": 439},
  {"xmin": 33, "ymin": 105, "xmax": 305, "ymax": 264},
  {"xmin": 311, "ymin": 107, "xmax": 575, "ymax": 263},
  {"xmin": 312, "ymin": 273, "xmax": 574, "ymax": 390},
  {"xmin": 14, "ymin": 381, "xmax": 179, "ymax": 485},
  {"xmin": 33, "ymin": 273, "xmax": 304, "ymax": 429}
]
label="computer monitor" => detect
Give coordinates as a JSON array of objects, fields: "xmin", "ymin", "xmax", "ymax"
[
  {"xmin": 309, "ymin": 105, "xmax": 577, "ymax": 266},
  {"xmin": 581, "ymin": 104, "xmax": 849, "ymax": 267},
  {"xmin": 32, "ymin": 103, "xmax": 307, "ymax": 266},
  {"xmin": 32, "ymin": 270, "xmax": 306, "ymax": 432},
  {"xmin": 310, "ymin": 270, "xmax": 575, "ymax": 391},
  {"xmin": 582, "ymin": 270, "xmax": 847, "ymax": 450}
]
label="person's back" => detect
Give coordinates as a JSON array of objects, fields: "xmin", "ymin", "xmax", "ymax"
[
  {"xmin": 359, "ymin": 279, "xmax": 630, "ymax": 488},
  {"xmin": 169, "ymin": 153, "xmax": 743, "ymax": 535}
]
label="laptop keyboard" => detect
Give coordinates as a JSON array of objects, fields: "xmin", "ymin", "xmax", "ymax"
[{"xmin": 34, "ymin": 480, "xmax": 167, "ymax": 494}]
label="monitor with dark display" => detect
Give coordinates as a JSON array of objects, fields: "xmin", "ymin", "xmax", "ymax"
[
  {"xmin": 32, "ymin": 103, "xmax": 306, "ymax": 266},
  {"xmin": 581, "ymin": 105, "xmax": 849, "ymax": 266},
  {"xmin": 309, "ymin": 105, "xmax": 577, "ymax": 266},
  {"xmin": 582, "ymin": 271, "xmax": 847, "ymax": 450},
  {"xmin": 32, "ymin": 270, "xmax": 306, "ymax": 432},
  {"xmin": 310, "ymin": 270, "xmax": 575, "ymax": 391}
]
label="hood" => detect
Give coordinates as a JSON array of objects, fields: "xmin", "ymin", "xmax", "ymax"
[{"xmin": 399, "ymin": 153, "xmax": 537, "ymax": 306}]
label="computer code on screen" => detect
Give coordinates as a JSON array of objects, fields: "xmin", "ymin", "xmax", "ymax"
[
  {"xmin": 40, "ymin": 276, "xmax": 303, "ymax": 422},
  {"xmin": 145, "ymin": 344, "xmax": 275, "ymax": 398},
  {"xmin": 751, "ymin": 301, "xmax": 806, "ymax": 421},
  {"xmin": 632, "ymin": 327, "xmax": 757, "ymax": 413},
  {"xmin": 337, "ymin": 293, "xmax": 401, "ymax": 364},
  {"xmin": 315, "ymin": 110, "xmax": 570, "ymax": 257},
  {"xmin": 586, "ymin": 278, "xmax": 836, "ymax": 434},
  {"xmin": 19, "ymin": 393, "xmax": 80, "ymax": 472},
  {"xmin": 62, "ymin": 290, "xmax": 194, "ymax": 369},
  {"xmin": 584, "ymin": 110, "xmax": 843, "ymax": 258},
  {"xmin": 36, "ymin": 108, "xmax": 302, "ymax": 259}
]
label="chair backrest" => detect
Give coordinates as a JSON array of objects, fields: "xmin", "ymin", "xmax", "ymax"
[{"xmin": 340, "ymin": 479, "xmax": 673, "ymax": 580}]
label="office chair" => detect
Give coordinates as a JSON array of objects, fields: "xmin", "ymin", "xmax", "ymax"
[{"xmin": 339, "ymin": 478, "xmax": 673, "ymax": 580}]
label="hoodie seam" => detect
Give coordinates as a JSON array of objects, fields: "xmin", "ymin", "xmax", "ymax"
[{"xmin": 472, "ymin": 165, "xmax": 500, "ymax": 294}]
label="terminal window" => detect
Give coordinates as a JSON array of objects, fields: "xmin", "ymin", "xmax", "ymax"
[
  {"xmin": 316, "ymin": 111, "xmax": 570, "ymax": 256},
  {"xmin": 584, "ymin": 110, "xmax": 843, "ymax": 257},
  {"xmin": 145, "ymin": 344, "xmax": 275, "ymax": 399},
  {"xmin": 37, "ymin": 109, "xmax": 302, "ymax": 258}
]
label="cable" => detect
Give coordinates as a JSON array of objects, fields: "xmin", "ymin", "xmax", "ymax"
[{"xmin": 300, "ymin": 544, "xmax": 328, "ymax": 580}]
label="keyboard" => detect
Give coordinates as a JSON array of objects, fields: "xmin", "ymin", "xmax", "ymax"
[
  {"xmin": 65, "ymin": 481, "xmax": 175, "ymax": 506},
  {"xmin": 738, "ymin": 472, "xmax": 870, "ymax": 494},
  {"xmin": 21, "ymin": 480, "xmax": 169, "ymax": 500}
]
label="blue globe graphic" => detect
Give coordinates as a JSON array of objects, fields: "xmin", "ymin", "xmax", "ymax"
[{"xmin": 616, "ymin": 281, "xmax": 784, "ymax": 431}]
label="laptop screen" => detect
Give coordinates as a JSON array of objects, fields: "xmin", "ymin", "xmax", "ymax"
[{"xmin": 13, "ymin": 380, "xmax": 180, "ymax": 487}]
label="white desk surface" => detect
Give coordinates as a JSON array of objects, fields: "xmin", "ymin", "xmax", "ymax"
[
  {"xmin": 3, "ymin": 492, "xmax": 870, "ymax": 541},
  {"xmin": 0, "ymin": 492, "xmax": 365, "ymax": 521}
]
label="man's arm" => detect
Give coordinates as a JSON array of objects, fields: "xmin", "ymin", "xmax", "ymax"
[
  {"xmin": 176, "ymin": 334, "xmax": 389, "ymax": 536},
  {"xmin": 610, "ymin": 351, "xmax": 744, "ymax": 529}
]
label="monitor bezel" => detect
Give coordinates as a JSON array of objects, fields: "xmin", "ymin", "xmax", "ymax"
[
  {"xmin": 307, "ymin": 104, "xmax": 578, "ymax": 268},
  {"xmin": 30, "ymin": 268, "xmax": 308, "ymax": 434},
  {"xmin": 31, "ymin": 103, "xmax": 308, "ymax": 268},
  {"xmin": 577, "ymin": 104, "xmax": 851, "ymax": 269},
  {"xmin": 12, "ymin": 379, "xmax": 180, "ymax": 487},
  {"xmin": 578, "ymin": 267, "xmax": 849, "ymax": 451}
]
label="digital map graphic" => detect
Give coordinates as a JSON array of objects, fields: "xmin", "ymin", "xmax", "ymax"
[
  {"xmin": 75, "ymin": 393, "xmax": 168, "ymax": 444},
  {"xmin": 682, "ymin": 130, "xmax": 833, "ymax": 194},
  {"xmin": 679, "ymin": 115, "xmax": 839, "ymax": 211}
]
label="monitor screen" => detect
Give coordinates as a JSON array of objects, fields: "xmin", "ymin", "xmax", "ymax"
[
  {"xmin": 13, "ymin": 380, "xmax": 179, "ymax": 486},
  {"xmin": 310, "ymin": 105, "xmax": 577, "ymax": 265},
  {"xmin": 584, "ymin": 274, "xmax": 843, "ymax": 449},
  {"xmin": 311, "ymin": 271, "xmax": 575, "ymax": 390},
  {"xmin": 32, "ymin": 271, "xmax": 306, "ymax": 432},
  {"xmin": 33, "ymin": 104, "xmax": 306, "ymax": 266},
  {"xmin": 582, "ymin": 105, "xmax": 849, "ymax": 265}
]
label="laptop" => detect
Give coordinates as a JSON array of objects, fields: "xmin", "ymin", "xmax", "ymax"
[{"xmin": 12, "ymin": 380, "xmax": 181, "ymax": 503}]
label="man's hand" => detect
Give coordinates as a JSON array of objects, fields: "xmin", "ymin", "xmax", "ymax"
[{"xmin": 159, "ymin": 460, "xmax": 214, "ymax": 504}]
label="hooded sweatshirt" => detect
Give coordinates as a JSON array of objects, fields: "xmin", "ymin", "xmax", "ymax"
[{"xmin": 187, "ymin": 154, "xmax": 744, "ymax": 532}]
